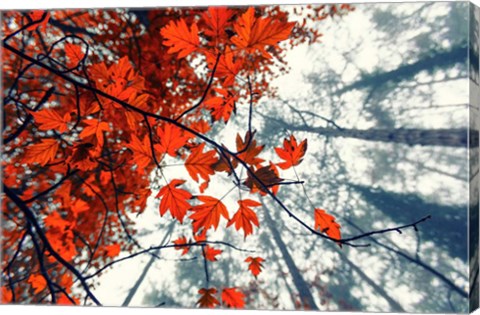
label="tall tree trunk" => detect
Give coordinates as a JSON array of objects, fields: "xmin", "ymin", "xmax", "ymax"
[
  {"xmin": 337, "ymin": 45, "xmax": 467, "ymax": 94},
  {"xmin": 279, "ymin": 122, "xmax": 468, "ymax": 148},
  {"xmin": 262, "ymin": 202, "xmax": 319, "ymax": 310},
  {"xmin": 122, "ymin": 222, "xmax": 175, "ymax": 307}
]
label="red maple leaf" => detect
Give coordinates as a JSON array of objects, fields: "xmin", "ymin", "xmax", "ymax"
[
  {"xmin": 173, "ymin": 236, "xmax": 190, "ymax": 256},
  {"xmin": 31, "ymin": 108, "xmax": 71, "ymax": 133},
  {"xmin": 156, "ymin": 179, "xmax": 192, "ymax": 223},
  {"xmin": 314, "ymin": 208, "xmax": 342, "ymax": 246},
  {"xmin": 185, "ymin": 143, "xmax": 218, "ymax": 191},
  {"xmin": 234, "ymin": 131, "xmax": 264, "ymax": 169},
  {"xmin": 24, "ymin": 139, "xmax": 59, "ymax": 166},
  {"xmin": 204, "ymin": 88, "xmax": 238, "ymax": 123},
  {"xmin": 275, "ymin": 134, "xmax": 308, "ymax": 170},
  {"xmin": 161, "ymin": 18, "xmax": 200, "ymax": 59},
  {"xmin": 197, "ymin": 288, "xmax": 220, "ymax": 308},
  {"xmin": 156, "ymin": 123, "xmax": 191, "ymax": 157},
  {"xmin": 221, "ymin": 287, "xmax": 245, "ymax": 308},
  {"xmin": 189, "ymin": 195, "xmax": 229, "ymax": 233},
  {"xmin": 231, "ymin": 7, "xmax": 295, "ymax": 58},
  {"xmin": 227, "ymin": 199, "xmax": 260, "ymax": 238},
  {"xmin": 203, "ymin": 245, "xmax": 222, "ymax": 261},
  {"xmin": 245, "ymin": 256, "xmax": 264, "ymax": 278}
]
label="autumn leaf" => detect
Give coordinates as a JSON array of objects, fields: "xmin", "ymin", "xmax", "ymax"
[
  {"xmin": 314, "ymin": 208, "xmax": 342, "ymax": 246},
  {"xmin": 65, "ymin": 43, "xmax": 84, "ymax": 67},
  {"xmin": 26, "ymin": 10, "xmax": 50, "ymax": 31},
  {"xmin": 189, "ymin": 195, "xmax": 229, "ymax": 233},
  {"xmin": 202, "ymin": 7, "xmax": 234, "ymax": 40},
  {"xmin": 173, "ymin": 236, "xmax": 190, "ymax": 255},
  {"xmin": 244, "ymin": 165, "xmax": 283, "ymax": 195},
  {"xmin": 57, "ymin": 295, "xmax": 79, "ymax": 305},
  {"xmin": 227, "ymin": 199, "xmax": 260, "ymax": 238},
  {"xmin": 231, "ymin": 7, "xmax": 295, "ymax": 58},
  {"xmin": 105, "ymin": 244, "xmax": 121, "ymax": 257},
  {"xmin": 24, "ymin": 139, "xmax": 59, "ymax": 166},
  {"xmin": 156, "ymin": 179, "xmax": 192, "ymax": 223},
  {"xmin": 221, "ymin": 287, "xmax": 245, "ymax": 308},
  {"xmin": 185, "ymin": 143, "xmax": 218, "ymax": 190},
  {"xmin": 245, "ymin": 256, "xmax": 264, "ymax": 278},
  {"xmin": 156, "ymin": 123, "xmax": 191, "ymax": 157},
  {"xmin": 1, "ymin": 286, "xmax": 13, "ymax": 303},
  {"xmin": 79, "ymin": 119, "xmax": 110, "ymax": 149},
  {"xmin": 31, "ymin": 108, "xmax": 71, "ymax": 133},
  {"xmin": 161, "ymin": 19, "xmax": 200, "ymax": 59},
  {"xmin": 67, "ymin": 142, "xmax": 96, "ymax": 171},
  {"xmin": 203, "ymin": 245, "xmax": 222, "ymax": 261},
  {"xmin": 205, "ymin": 88, "xmax": 238, "ymax": 123},
  {"xmin": 127, "ymin": 135, "xmax": 153, "ymax": 169},
  {"xmin": 197, "ymin": 288, "xmax": 220, "ymax": 308},
  {"xmin": 206, "ymin": 46, "xmax": 241, "ymax": 87},
  {"xmin": 234, "ymin": 131, "xmax": 265, "ymax": 169},
  {"xmin": 27, "ymin": 275, "xmax": 47, "ymax": 294},
  {"xmin": 275, "ymin": 135, "xmax": 308, "ymax": 169}
]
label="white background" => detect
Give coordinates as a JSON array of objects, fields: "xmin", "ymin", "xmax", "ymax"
[{"xmin": 1, "ymin": 0, "xmax": 479, "ymax": 315}]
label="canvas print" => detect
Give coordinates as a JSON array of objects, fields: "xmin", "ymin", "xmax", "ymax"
[{"xmin": 1, "ymin": 1, "xmax": 479, "ymax": 313}]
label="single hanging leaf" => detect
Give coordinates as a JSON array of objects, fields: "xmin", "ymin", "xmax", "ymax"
[
  {"xmin": 204, "ymin": 88, "xmax": 238, "ymax": 123},
  {"xmin": 173, "ymin": 236, "xmax": 190, "ymax": 255},
  {"xmin": 156, "ymin": 123, "xmax": 191, "ymax": 157},
  {"xmin": 314, "ymin": 208, "xmax": 342, "ymax": 246},
  {"xmin": 245, "ymin": 256, "xmax": 264, "ymax": 278},
  {"xmin": 24, "ymin": 139, "xmax": 59, "ymax": 166},
  {"xmin": 227, "ymin": 199, "xmax": 260, "ymax": 238},
  {"xmin": 160, "ymin": 18, "xmax": 200, "ymax": 59},
  {"xmin": 203, "ymin": 245, "xmax": 222, "ymax": 261},
  {"xmin": 156, "ymin": 179, "xmax": 192, "ymax": 223},
  {"xmin": 31, "ymin": 108, "xmax": 70, "ymax": 133},
  {"xmin": 65, "ymin": 43, "xmax": 85, "ymax": 67},
  {"xmin": 234, "ymin": 131, "xmax": 265, "ymax": 169},
  {"xmin": 185, "ymin": 143, "xmax": 218, "ymax": 189},
  {"xmin": 244, "ymin": 165, "xmax": 283, "ymax": 195},
  {"xmin": 274, "ymin": 135, "xmax": 308, "ymax": 170},
  {"xmin": 127, "ymin": 135, "xmax": 154, "ymax": 169},
  {"xmin": 221, "ymin": 287, "xmax": 245, "ymax": 308},
  {"xmin": 202, "ymin": 7, "xmax": 234, "ymax": 40},
  {"xmin": 189, "ymin": 195, "xmax": 229, "ymax": 233},
  {"xmin": 231, "ymin": 7, "xmax": 295, "ymax": 58},
  {"xmin": 197, "ymin": 288, "xmax": 220, "ymax": 308}
]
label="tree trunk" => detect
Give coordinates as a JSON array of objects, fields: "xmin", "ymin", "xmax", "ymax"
[
  {"xmin": 337, "ymin": 45, "xmax": 467, "ymax": 94},
  {"xmin": 262, "ymin": 202, "xmax": 319, "ymax": 310},
  {"xmin": 122, "ymin": 222, "xmax": 176, "ymax": 307},
  {"xmin": 282, "ymin": 124, "xmax": 468, "ymax": 148}
]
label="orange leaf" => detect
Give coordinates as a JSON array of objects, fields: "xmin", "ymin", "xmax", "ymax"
[
  {"xmin": 197, "ymin": 288, "xmax": 220, "ymax": 308},
  {"xmin": 156, "ymin": 123, "xmax": 191, "ymax": 157},
  {"xmin": 79, "ymin": 119, "xmax": 110, "ymax": 149},
  {"xmin": 1, "ymin": 286, "xmax": 13, "ymax": 303},
  {"xmin": 221, "ymin": 287, "xmax": 245, "ymax": 308},
  {"xmin": 274, "ymin": 135, "xmax": 307, "ymax": 170},
  {"xmin": 173, "ymin": 236, "xmax": 190, "ymax": 255},
  {"xmin": 185, "ymin": 143, "xmax": 218, "ymax": 187},
  {"xmin": 31, "ymin": 109, "xmax": 70, "ymax": 133},
  {"xmin": 227, "ymin": 199, "xmax": 260, "ymax": 238},
  {"xmin": 206, "ymin": 46, "xmax": 241, "ymax": 87},
  {"xmin": 105, "ymin": 244, "xmax": 121, "ymax": 257},
  {"xmin": 189, "ymin": 195, "xmax": 229, "ymax": 233},
  {"xmin": 244, "ymin": 164, "xmax": 283, "ymax": 195},
  {"xmin": 24, "ymin": 139, "xmax": 59, "ymax": 166},
  {"xmin": 231, "ymin": 7, "xmax": 295, "ymax": 58},
  {"xmin": 156, "ymin": 179, "xmax": 192, "ymax": 223},
  {"xmin": 127, "ymin": 135, "xmax": 153, "ymax": 170},
  {"xmin": 160, "ymin": 19, "xmax": 200, "ymax": 59},
  {"xmin": 204, "ymin": 88, "xmax": 238, "ymax": 123},
  {"xmin": 234, "ymin": 131, "xmax": 264, "ymax": 169},
  {"xmin": 202, "ymin": 7, "xmax": 234, "ymax": 40},
  {"xmin": 65, "ymin": 43, "xmax": 84, "ymax": 67},
  {"xmin": 245, "ymin": 256, "xmax": 264, "ymax": 278},
  {"xmin": 26, "ymin": 11, "xmax": 50, "ymax": 32},
  {"xmin": 314, "ymin": 208, "xmax": 341, "ymax": 246},
  {"xmin": 203, "ymin": 245, "xmax": 222, "ymax": 261},
  {"xmin": 27, "ymin": 274, "xmax": 47, "ymax": 294}
]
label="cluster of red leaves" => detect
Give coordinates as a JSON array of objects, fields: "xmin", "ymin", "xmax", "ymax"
[{"xmin": 1, "ymin": 4, "xmax": 350, "ymax": 307}]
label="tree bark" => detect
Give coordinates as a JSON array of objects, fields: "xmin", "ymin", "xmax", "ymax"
[{"xmin": 262, "ymin": 202, "xmax": 319, "ymax": 310}]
